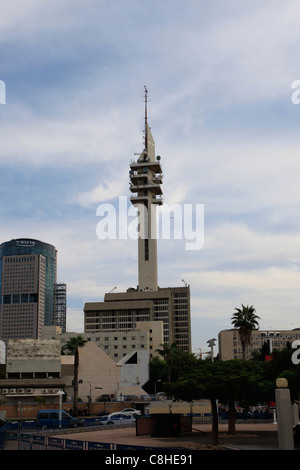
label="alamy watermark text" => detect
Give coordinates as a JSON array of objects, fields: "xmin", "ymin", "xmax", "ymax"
[{"xmin": 96, "ymin": 196, "xmax": 204, "ymax": 251}]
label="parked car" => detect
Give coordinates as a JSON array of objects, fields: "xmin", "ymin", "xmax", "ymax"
[
  {"xmin": 98, "ymin": 412, "xmax": 136, "ymax": 426},
  {"xmin": 121, "ymin": 408, "xmax": 141, "ymax": 416},
  {"xmin": 98, "ymin": 394, "xmax": 111, "ymax": 402},
  {"xmin": 36, "ymin": 409, "xmax": 84, "ymax": 428},
  {"xmin": 115, "ymin": 395, "xmax": 125, "ymax": 401},
  {"xmin": 123, "ymin": 395, "xmax": 139, "ymax": 401},
  {"xmin": 155, "ymin": 392, "xmax": 166, "ymax": 400},
  {"xmin": 0, "ymin": 418, "xmax": 8, "ymax": 428},
  {"xmin": 140, "ymin": 395, "xmax": 155, "ymax": 401}
]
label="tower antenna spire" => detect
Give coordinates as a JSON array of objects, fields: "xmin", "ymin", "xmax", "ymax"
[{"xmin": 144, "ymin": 85, "xmax": 148, "ymax": 150}]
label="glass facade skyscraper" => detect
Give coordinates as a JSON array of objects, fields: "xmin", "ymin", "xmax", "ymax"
[{"xmin": 0, "ymin": 238, "xmax": 57, "ymax": 343}]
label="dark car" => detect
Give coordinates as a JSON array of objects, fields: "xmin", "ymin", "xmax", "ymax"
[
  {"xmin": 0, "ymin": 418, "xmax": 7, "ymax": 428},
  {"xmin": 99, "ymin": 394, "xmax": 111, "ymax": 402},
  {"xmin": 36, "ymin": 410, "xmax": 84, "ymax": 428}
]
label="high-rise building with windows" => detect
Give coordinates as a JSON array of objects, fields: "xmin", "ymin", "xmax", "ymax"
[
  {"xmin": 54, "ymin": 283, "xmax": 67, "ymax": 333},
  {"xmin": 85, "ymin": 286, "xmax": 191, "ymax": 352},
  {"xmin": 84, "ymin": 89, "xmax": 191, "ymax": 352},
  {"xmin": 0, "ymin": 238, "xmax": 57, "ymax": 343}
]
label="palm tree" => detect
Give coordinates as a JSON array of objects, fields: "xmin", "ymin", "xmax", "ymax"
[
  {"xmin": 62, "ymin": 335, "xmax": 87, "ymax": 415},
  {"xmin": 231, "ymin": 304, "xmax": 260, "ymax": 359},
  {"xmin": 155, "ymin": 342, "xmax": 179, "ymax": 383}
]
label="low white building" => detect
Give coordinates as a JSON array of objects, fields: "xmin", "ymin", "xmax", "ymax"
[
  {"xmin": 0, "ymin": 339, "xmax": 149, "ymax": 403},
  {"xmin": 76, "ymin": 342, "xmax": 149, "ymax": 401}
]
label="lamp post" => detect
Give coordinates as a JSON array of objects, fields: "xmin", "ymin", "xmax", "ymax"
[
  {"xmin": 261, "ymin": 331, "xmax": 280, "ymax": 354},
  {"xmin": 95, "ymin": 386, "xmax": 103, "ymax": 411},
  {"xmin": 155, "ymin": 379, "xmax": 162, "ymax": 396},
  {"xmin": 84, "ymin": 382, "xmax": 103, "ymax": 414},
  {"xmin": 207, "ymin": 338, "xmax": 216, "ymax": 361},
  {"xmin": 84, "ymin": 381, "xmax": 92, "ymax": 414},
  {"xmin": 56, "ymin": 390, "xmax": 65, "ymax": 428},
  {"xmin": 18, "ymin": 401, "xmax": 23, "ymax": 423}
]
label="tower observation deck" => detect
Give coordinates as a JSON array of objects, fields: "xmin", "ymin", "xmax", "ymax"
[
  {"xmin": 84, "ymin": 89, "xmax": 191, "ymax": 353},
  {"xmin": 129, "ymin": 87, "xmax": 163, "ymax": 291}
]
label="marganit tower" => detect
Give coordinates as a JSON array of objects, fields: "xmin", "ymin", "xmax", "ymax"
[
  {"xmin": 84, "ymin": 89, "xmax": 191, "ymax": 353},
  {"xmin": 129, "ymin": 86, "xmax": 163, "ymax": 291}
]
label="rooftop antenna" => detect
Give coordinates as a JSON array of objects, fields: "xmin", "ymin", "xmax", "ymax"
[{"xmin": 144, "ymin": 85, "xmax": 148, "ymax": 151}]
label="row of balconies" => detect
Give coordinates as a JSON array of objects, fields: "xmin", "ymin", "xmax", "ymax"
[
  {"xmin": 130, "ymin": 195, "xmax": 163, "ymax": 205},
  {"xmin": 129, "ymin": 183, "xmax": 163, "ymax": 196},
  {"xmin": 130, "ymin": 160, "xmax": 162, "ymax": 173}
]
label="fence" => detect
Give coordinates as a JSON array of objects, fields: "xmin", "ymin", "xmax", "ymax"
[
  {"xmin": 0, "ymin": 415, "xmax": 201, "ymax": 450},
  {"xmin": 0, "ymin": 412, "xmax": 275, "ymax": 450},
  {"xmin": 0, "ymin": 430, "xmax": 171, "ymax": 451}
]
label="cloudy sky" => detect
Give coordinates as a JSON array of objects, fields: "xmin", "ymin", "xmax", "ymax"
[{"xmin": 1, "ymin": 0, "xmax": 300, "ymax": 355}]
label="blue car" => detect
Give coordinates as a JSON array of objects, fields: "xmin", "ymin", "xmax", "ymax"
[{"xmin": 37, "ymin": 409, "xmax": 84, "ymax": 428}]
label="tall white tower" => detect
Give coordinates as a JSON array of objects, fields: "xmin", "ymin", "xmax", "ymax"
[{"xmin": 129, "ymin": 87, "xmax": 163, "ymax": 291}]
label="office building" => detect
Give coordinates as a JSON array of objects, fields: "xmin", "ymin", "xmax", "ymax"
[
  {"xmin": 54, "ymin": 283, "xmax": 67, "ymax": 333},
  {"xmin": 84, "ymin": 89, "xmax": 191, "ymax": 352},
  {"xmin": 42, "ymin": 320, "xmax": 164, "ymax": 362},
  {"xmin": 218, "ymin": 328, "xmax": 300, "ymax": 360},
  {"xmin": 0, "ymin": 238, "xmax": 57, "ymax": 343},
  {"xmin": 63, "ymin": 320, "xmax": 163, "ymax": 361},
  {"xmin": 85, "ymin": 287, "xmax": 191, "ymax": 352}
]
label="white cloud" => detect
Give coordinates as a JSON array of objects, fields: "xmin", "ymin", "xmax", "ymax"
[
  {"xmin": 1, "ymin": 1, "xmax": 300, "ymax": 352},
  {"xmin": 77, "ymin": 173, "xmax": 128, "ymax": 206},
  {"xmin": 66, "ymin": 307, "xmax": 84, "ymax": 333}
]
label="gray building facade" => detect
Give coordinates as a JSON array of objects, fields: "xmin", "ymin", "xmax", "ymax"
[{"xmin": 0, "ymin": 238, "xmax": 57, "ymax": 343}]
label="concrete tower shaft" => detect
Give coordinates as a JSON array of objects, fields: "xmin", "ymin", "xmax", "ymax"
[{"xmin": 129, "ymin": 89, "xmax": 163, "ymax": 291}]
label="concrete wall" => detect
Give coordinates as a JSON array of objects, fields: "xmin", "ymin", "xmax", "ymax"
[
  {"xmin": 0, "ymin": 401, "xmax": 142, "ymax": 420},
  {"xmin": 118, "ymin": 350, "xmax": 149, "ymax": 393},
  {"xmin": 6, "ymin": 339, "xmax": 61, "ymax": 374},
  {"xmin": 77, "ymin": 343, "xmax": 149, "ymax": 400},
  {"xmin": 147, "ymin": 400, "xmax": 211, "ymax": 415},
  {"xmin": 77, "ymin": 342, "xmax": 121, "ymax": 401}
]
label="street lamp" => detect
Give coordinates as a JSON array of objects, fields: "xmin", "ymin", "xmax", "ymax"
[
  {"xmin": 207, "ymin": 338, "xmax": 216, "ymax": 361},
  {"xmin": 84, "ymin": 381, "xmax": 93, "ymax": 414},
  {"xmin": 261, "ymin": 331, "xmax": 280, "ymax": 354},
  {"xmin": 155, "ymin": 379, "xmax": 162, "ymax": 396},
  {"xmin": 84, "ymin": 382, "xmax": 103, "ymax": 414},
  {"xmin": 56, "ymin": 390, "xmax": 65, "ymax": 428}
]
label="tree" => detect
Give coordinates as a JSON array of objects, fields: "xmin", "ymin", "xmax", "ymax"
[
  {"xmin": 145, "ymin": 347, "xmax": 199, "ymax": 395},
  {"xmin": 260, "ymin": 348, "xmax": 300, "ymax": 403},
  {"xmin": 155, "ymin": 343, "xmax": 181, "ymax": 383},
  {"xmin": 165, "ymin": 360, "xmax": 225, "ymax": 445},
  {"xmin": 165, "ymin": 359, "xmax": 266, "ymax": 444},
  {"xmin": 218, "ymin": 360, "xmax": 265, "ymax": 435},
  {"xmin": 231, "ymin": 304, "xmax": 260, "ymax": 359},
  {"xmin": 62, "ymin": 335, "xmax": 87, "ymax": 415}
]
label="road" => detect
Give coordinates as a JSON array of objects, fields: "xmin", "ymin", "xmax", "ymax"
[{"xmin": 53, "ymin": 421, "xmax": 281, "ymax": 450}]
